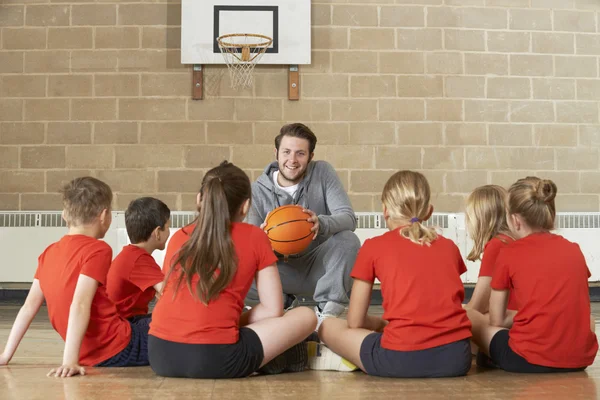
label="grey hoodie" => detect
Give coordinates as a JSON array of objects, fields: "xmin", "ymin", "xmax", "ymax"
[{"xmin": 247, "ymin": 160, "xmax": 357, "ymax": 253}]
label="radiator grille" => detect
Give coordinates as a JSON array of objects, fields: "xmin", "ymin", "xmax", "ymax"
[
  {"xmin": 0, "ymin": 212, "xmax": 597, "ymax": 230},
  {"xmin": 556, "ymin": 213, "xmax": 600, "ymax": 229},
  {"xmin": 355, "ymin": 213, "xmax": 449, "ymax": 229},
  {"xmin": 0, "ymin": 212, "xmax": 66, "ymax": 228},
  {"xmin": 170, "ymin": 212, "xmax": 198, "ymax": 228}
]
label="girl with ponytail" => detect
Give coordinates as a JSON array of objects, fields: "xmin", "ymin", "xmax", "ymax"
[
  {"xmin": 310, "ymin": 170, "xmax": 472, "ymax": 378},
  {"xmin": 148, "ymin": 161, "xmax": 317, "ymax": 379},
  {"xmin": 467, "ymin": 177, "xmax": 598, "ymax": 373}
]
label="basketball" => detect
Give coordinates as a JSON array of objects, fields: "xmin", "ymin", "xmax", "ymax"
[{"xmin": 264, "ymin": 205, "xmax": 314, "ymax": 256}]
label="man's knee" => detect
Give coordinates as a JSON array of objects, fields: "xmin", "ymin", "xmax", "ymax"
[{"xmin": 329, "ymin": 230, "xmax": 361, "ymax": 252}]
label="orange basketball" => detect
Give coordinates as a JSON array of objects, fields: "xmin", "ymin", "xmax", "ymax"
[{"xmin": 264, "ymin": 205, "xmax": 314, "ymax": 256}]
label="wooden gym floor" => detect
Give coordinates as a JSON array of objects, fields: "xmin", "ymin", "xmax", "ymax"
[{"xmin": 1, "ymin": 303, "xmax": 599, "ymax": 400}]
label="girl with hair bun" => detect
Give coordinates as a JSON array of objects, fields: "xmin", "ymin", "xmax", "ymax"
[{"xmin": 467, "ymin": 177, "xmax": 598, "ymax": 373}]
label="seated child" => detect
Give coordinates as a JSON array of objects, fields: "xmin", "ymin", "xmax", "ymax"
[
  {"xmin": 0, "ymin": 177, "xmax": 148, "ymax": 377},
  {"xmin": 149, "ymin": 161, "xmax": 317, "ymax": 379},
  {"xmin": 107, "ymin": 197, "xmax": 170, "ymax": 322},
  {"xmin": 464, "ymin": 185, "xmax": 517, "ymax": 320},
  {"xmin": 467, "ymin": 177, "xmax": 598, "ymax": 373},
  {"xmin": 311, "ymin": 170, "xmax": 472, "ymax": 378}
]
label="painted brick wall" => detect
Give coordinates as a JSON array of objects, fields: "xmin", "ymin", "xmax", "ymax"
[{"xmin": 1, "ymin": 0, "xmax": 599, "ymax": 212}]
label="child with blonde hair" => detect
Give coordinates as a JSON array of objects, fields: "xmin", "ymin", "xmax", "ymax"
[
  {"xmin": 465, "ymin": 185, "xmax": 516, "ymax": 319},
  {"xmin": 149, "ymin": 161, "xmax": 317, "ymax": 379},
  {"xmin": 310, "ymin": 170, "xmax": 472, "ymax": 377},
  {"xmin": 467, "ymin": 177, "xmax": 598, "ymax": 373}
]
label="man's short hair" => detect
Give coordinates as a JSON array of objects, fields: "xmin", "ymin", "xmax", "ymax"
[
  {"xmin": 274, "ymin": 123, "xmax": 317, "ymax": 154},
  {"xmin": 125, "ymin": 197, "xmax": 171, "ymax": 244},
  {"xmin": 60, "ymin": 177, "xmax": 113, "ymax": 226}
]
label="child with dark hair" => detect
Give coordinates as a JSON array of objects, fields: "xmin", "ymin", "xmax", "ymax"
[{"xmin": 107, "ymin": 197, "xmax": 171, "ymax": 322}]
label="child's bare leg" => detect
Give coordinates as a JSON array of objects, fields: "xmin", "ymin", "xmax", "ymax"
[
  {"xmin": 591, "ymin": 315, "xmax": 596, "ymax": 333},
  {"xmin": 318, "ymin": 318, "xmax": 371, "ymax": 372},
  {"xmin": 247, "ymin": 307, "xmax": 317, "ymax": 367},
  {"xmin": 465, "ymin": 308, "xmax": 506, "ymax": 356}
]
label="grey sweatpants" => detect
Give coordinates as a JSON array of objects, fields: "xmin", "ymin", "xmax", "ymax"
[{"xmin": 247, "ymin": 230, "xmax": 361, "ymax": 309}]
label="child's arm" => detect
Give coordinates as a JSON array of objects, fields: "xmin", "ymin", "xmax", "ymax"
[
  {"xmin": 240, "ymin": 264, "xmax": 283, "ymax": 327},
  {"xmin": 0, "ymin": 280, "xmax": 45, "ymax": 365},
  {"xmin": 466, "ymin": 277, "xmax": 492, "ymax": 314},
  {"xmin": 153, "ymin": 281, "xmax": 164, "ymax": 299},
  {"xmin": 47, "ymin": 274, "xmax": 98, "ymax": 378},
  {"xmin": 347, "ymin": 279, "xmax": 387, "ymax": 332},
  {"xmin": 489, "ymin": 289, "xmax": 510, "ymax": 328}
]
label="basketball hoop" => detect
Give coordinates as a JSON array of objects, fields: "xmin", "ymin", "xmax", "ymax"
[{"xmin": 217, "ymin": 33, "xmax": 272, "ymax": 90}]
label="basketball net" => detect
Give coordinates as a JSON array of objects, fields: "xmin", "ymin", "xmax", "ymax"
[{"xmin": 217, "ymin": 33, "xmax": 272, "ymax": 90}]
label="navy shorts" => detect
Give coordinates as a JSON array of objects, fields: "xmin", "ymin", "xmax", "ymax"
[
  {"xmin": 96, "ymin": 318, "xmax": 150, "ymax": 367},
  {"xmin": 128, "ymin": 314, "xmax": 152, "ymax": 324},
  {"xmin": 360, "ymin": 332, "xmax": 471, "ymax": 378},
  {"xmin": 489, "ymin": 330, "xmax": 586, "ymax": 373},
  {"xmin": 148, "ymin": 327, "xmax": 264, "ymax": 379}
]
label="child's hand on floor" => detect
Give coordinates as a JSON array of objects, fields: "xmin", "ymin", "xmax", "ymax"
[
  {"xmin": 0, "ymin": 352, "xmax": 11, "ymax": 366},
  {"xmin": 47, "ymin": 364, "xmax": 86, "ymax": 378}
]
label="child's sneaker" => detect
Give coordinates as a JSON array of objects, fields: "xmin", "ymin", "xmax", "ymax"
[{"xmin": 307, "ymin": 342, "xmax": 358, "ymax": 372}]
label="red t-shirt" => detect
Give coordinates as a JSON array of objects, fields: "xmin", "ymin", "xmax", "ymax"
[
  {"xmin": 492, "ymin": 232, "xmax": 598, "ymax": 368},
  {"xmin": 149, "ymin": 222, "xmax": 278, "ymax": 344},
  {"xmin": 34, "ymin": 235, "xmax": 131, "ymax": 366},
  {"xmin": 478, "ymin": 234, "xmax": 518, "ymax": 310},
  {"xmin": 107, "ymin": 245, "xmax": 164, "ymax": 319},
  {"xmin": 351, "ymin": 229, "xmax": 472, "ymax": 351}
]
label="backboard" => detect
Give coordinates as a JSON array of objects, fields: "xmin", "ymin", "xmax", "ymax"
[{"xmin": 181, "ymin": 0, "xmax": 311, "ymax": 65}]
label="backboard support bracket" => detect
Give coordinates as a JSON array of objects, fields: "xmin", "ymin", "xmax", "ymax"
[
  {"xmin": 192, "ymin": 64, "xmax": 203, "ymax": 100},
  {"xmin": 288, "ymin": 65, "xmax": 299, "ymax": 101}
]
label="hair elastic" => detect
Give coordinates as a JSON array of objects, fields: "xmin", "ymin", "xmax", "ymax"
[{"xmin": 410, "ymin": 217, "xmax": 420, "ymax": 223}]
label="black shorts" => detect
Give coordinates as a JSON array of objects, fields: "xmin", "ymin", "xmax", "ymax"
[
  {"xmin": 96, "ymin": 318, "xmax": 150, "ymax": 367},
  {"xmin": 148, "ymin": 327, "xmax": 264, "ymax": 379},
  {"xmin": 489, "ymin": 330, "xmax": 587, "ymax": 373},
  {"xmin": 360, "ymin": 332, "xmax": 471, "ymax": 378}
]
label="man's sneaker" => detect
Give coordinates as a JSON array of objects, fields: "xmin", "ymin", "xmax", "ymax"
[
  {"xmin": 315, "ymin": 302, "xmax": 345, "ymax": 331},
  {"xmin": 307, "ymin": 342, "xmax": 358, "ymax": 372},
  {"xmin": 284, "ymin": 295, "xmax": 299, "ymax": 312}
]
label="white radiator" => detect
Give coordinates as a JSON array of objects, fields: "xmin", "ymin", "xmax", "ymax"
[{"xmin": 1, "ymin": 211, "xmax": 599, "ymax": 283}]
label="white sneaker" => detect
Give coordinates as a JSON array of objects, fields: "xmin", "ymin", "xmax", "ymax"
[{"xmin": 307, "ymin": 342, "xmax": 358, "ymax": 372}]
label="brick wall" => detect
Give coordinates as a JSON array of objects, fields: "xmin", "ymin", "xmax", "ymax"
[{"xmin": 1, "ymin": 0, "xmax": 599, "ymax": 212}]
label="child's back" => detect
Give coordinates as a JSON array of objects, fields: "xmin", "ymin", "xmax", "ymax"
[
  {"xmin": 467, "ymin": 176, "xmax": 598, "ymax": 373},
  {"xmin": 106, "ymin": 196, "xmax": 171, "ymax": 320},
  {"xmin": 314, "ymin": 170, "xmax": 472, "ymax": 378},
  {"xmin": 107, "ymin": 245, "xmax": 164, "ymax": 319},
  {"xmin": 148, "ymin": 161, "xmax": 317, "ymax": 379},
  {"xmin": 1, "ymin": 177, "xmax": 149, "ymax": 377},
  {"xmin": 151, "ymin": 222, "xmax": 274, "ymax": 344},
  {"xmin": 37, "ymin": 235, "xmax": 130, "ymax": 366},
  {"xmin": 355, "ymin": 231, "xmax": 471, "ymax": 351},
  {"xmin": 494, "ymin": 232, "xmax": 597, "ymax": 368}
]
